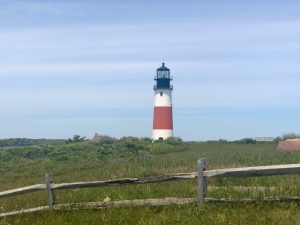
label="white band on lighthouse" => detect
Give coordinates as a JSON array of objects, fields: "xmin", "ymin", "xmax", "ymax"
[
  {"xmin": 152, "ymin": 63, "xmax": 174, "ymax": 141},
  {"xmin": 154, "ymin": 90, "xmax": 172, "ymax": 107},
  {"xmin": 152, "ymin": 129, "xmax": 174, "ymax": 140}
]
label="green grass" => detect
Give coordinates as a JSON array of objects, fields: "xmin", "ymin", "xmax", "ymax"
[
  {"xmin": 1, "ymin": 141, "xmax": 300, "ymax": 224},
  {"xmin": 3, "ymin": 203, "xmax": 300, "ymax": 225}
]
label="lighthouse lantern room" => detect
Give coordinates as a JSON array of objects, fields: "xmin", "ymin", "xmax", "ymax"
[{"xmin": 152, "ymin": 63, "xmax": 174, "ymax": 140}]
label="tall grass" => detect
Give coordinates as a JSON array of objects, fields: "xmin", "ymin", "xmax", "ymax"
[{"xmin": 1, "ymin": 142, "xmax": 300, "ymax": 224}]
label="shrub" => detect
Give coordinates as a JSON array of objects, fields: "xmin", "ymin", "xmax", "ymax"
[
  {"xmin": 234, "ymin": 138, "xmax": 256, "ymax": 144},
  {"xmin": 282, "ymin": 133, "xmax": 300, "ymax": 140}
]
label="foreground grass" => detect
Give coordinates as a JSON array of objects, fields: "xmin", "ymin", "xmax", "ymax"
[
  {"xmin": 2, "ymin": 203, "xmax": 300, "ymax": 225},
  {"xmin": 1, "ymin": 141, "xmax": 300, "ymax": 224}
]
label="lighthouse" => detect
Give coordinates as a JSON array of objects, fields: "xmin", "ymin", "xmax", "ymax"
[{"xmin": 152, "ymin": 63, "xmax": 174, "ymax": 141}]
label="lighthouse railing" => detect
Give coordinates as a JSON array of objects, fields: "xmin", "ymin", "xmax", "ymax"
[{"xmin": 153, "ymin": 85, "xmax": 173, "ymax": 90}]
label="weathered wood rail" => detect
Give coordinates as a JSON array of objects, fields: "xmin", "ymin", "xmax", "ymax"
[
  {"xmin": 0, "ymin": 184, "xmax": 46, "ymax": 199},
  {"xmin": 204, "ymin": 163, "xmax": 300, "ymax": 178},
  {"xmin": 0, "ymin": 173, "xmax": 198, "ymax": 200},
  {"xmin": 1, "ymin": 159, "xmax": 300, "ymax": 217}
]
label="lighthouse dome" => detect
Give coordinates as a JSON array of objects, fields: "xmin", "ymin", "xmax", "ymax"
[
  {"xmin": 156, "ymin": 62, "xmax": 171, "ymax": 79},
  {"xmin": 154, "ymin": 62, "xmax": 173, "ymax": 90},
  {"xmin": 157, "ymin": 62, "xmax": 170, "ymax": 71}
]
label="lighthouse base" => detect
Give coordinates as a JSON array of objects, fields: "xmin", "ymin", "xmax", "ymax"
[{"xmin": 152, "ymin": 129, "xmax": 173, "ymax": 141}]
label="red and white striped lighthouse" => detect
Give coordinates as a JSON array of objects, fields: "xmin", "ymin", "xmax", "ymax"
[{"xmin": 152, "ymin": 63, "xmax": 174, "ymax": 140}]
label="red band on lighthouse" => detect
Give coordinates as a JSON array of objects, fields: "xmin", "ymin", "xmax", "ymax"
[{"xmin": 153, "ymin": 106, "xmax": 173, "ymax": 129}]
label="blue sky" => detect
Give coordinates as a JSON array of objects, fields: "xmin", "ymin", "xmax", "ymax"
[{"xmin": 1, "ymin": 0, "xmax": 300, "ymax": 140}]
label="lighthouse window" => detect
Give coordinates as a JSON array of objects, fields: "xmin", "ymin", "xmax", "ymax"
[{"xmin": 160, "ymin": 92, "xmax": 163, "ymax": 96}]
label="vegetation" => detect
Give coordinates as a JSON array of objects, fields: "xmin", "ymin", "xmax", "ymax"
[
  {"xmin": 66, "ymin": 135, "xmax": 87, "ymax": 143},
  {"xmin": 281, "ymin": 133, "xmax": 300, "ymax": 140},
  {"xmin": 234, "ymin": 138, "xmax": 257, "ymax": 144},
  {"xmin": 0, "ymin": 138, "xmax": 64, "ymax": 148},
  {"xmin": 272, "ymin": 133, "xmax": 300, "ymax": 144},
  {"xmin": 1, "ymin": 138, "xmax": 300, "ymax": 224}
]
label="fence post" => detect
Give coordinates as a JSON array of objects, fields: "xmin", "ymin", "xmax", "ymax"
[
  {"xmin": 197, "ymin": 159, "xmax": 208, "ymax": 204},
  {"xmin": 45, "ymin": 173, "xmax": 55, "ymax": 209}
]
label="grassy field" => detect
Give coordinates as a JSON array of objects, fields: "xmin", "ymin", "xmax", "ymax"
[{"xmin": 1, "ymin": 141, "xmax": 300, "ymax": 224}]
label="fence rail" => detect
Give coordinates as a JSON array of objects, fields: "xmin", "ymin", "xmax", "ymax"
[
  {"xmin": 1, "ymin": 159, "xmax": 300, "ymax": 217},
  {"xmin": 0, "ymin": 173, "xmax": 198, "ymax": 200},
  {"xmin": 0, "ymin": 184, "xmax": 46, "ymax": 199},
  {"xmin": 204, "ymin": 163, "xmax": 300, "ymax": 178}
]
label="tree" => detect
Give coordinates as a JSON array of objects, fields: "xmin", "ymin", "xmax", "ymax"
[{"xmin": 67, "ymin": 135, "xmax": 87, "ymax": 143}]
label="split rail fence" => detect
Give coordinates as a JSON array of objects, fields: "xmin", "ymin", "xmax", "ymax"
[{"xmin": 1, "ymin": 159, "xmax": 300, "ymax": 217}]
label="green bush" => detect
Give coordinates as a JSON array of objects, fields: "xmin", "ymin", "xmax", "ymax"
[{"xmin": 234, "ymin": 138, "xmax": 257, "ymax": 144}]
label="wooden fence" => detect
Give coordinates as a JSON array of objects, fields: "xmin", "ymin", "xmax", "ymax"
[{"xmin": 1, "ymin": 159, "xmax": 300, "ymax": 217}]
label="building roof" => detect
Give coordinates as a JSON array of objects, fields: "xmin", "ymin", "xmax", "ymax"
[
  {"xmin": 157, "ymin": 62, "xmax": 170, "ymax": 71},
  {"xmin": 277, "ymin": 140, "xmax": 300, "ymax": 151}
]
